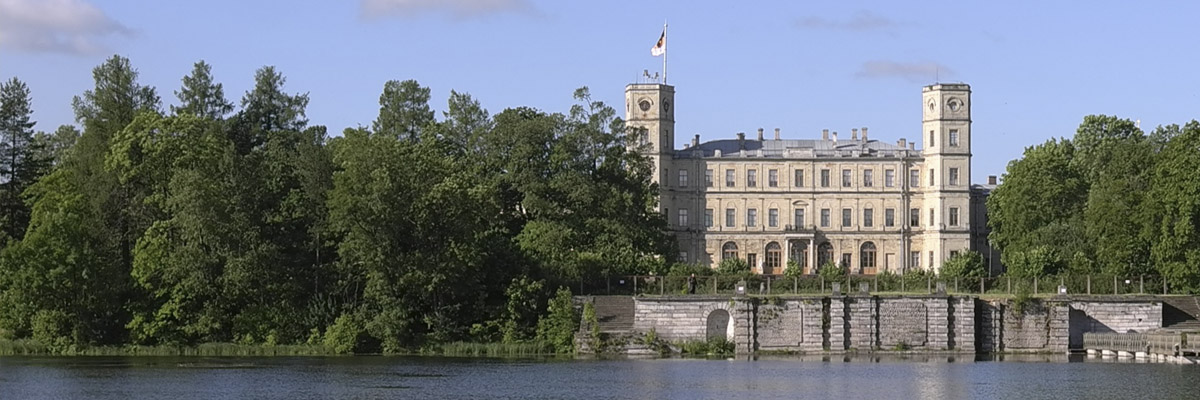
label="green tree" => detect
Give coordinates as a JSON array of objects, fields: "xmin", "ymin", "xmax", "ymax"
[
  {"xmin": 1145, "ymin": 121, "xmax": 1200, "ymax": 291},
  {"xmin": 0, "ymin": 78, "xmax": 48, "ymax": 241},
  {"xmin": 32, "ymin": 125, "xmax": 80, "ymax": 168},
  {"xmin": 171, "ymin": 60, "xmax": 233, "ymax": 119},
  {"xmin": 940, "ymin": 250, "xmax": 986, "ymax": 279},
  {"xmin": 987, "ymin": 138, "xmax": 1088, "ymax": 275},
  {"xmin": 229, "ymin": 66, "xmax": 308, "ymax": 153},
  {"xmin": 373, "ymin": 79, "xmax": 433, "ymax": 141}
]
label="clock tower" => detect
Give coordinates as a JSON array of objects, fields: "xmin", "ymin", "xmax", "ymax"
[{"xmin": 625, "ymin": 83, "xmax": 675, "ymax": 186}]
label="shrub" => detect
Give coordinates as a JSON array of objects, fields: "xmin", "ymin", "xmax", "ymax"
[
  {"xmin": 535, "ymin": 287, "xmax": 579, "ymax": 354},
  {"xmin": 324, "ymin": 313, "xmax": 375, "ymax": 354},
  {"xmin": 31, "ymin": 310, "xmax": 76, "ymax": 354},
  {"xmin": 783, "ymin": 260, "xmax": 805, "ymax": 278},
  {"xmin": 941, "ymin": 250, "xmax": 987, "ymax": 279},
  {"xmin": 667, "ymin": 262, "xmax": 714, "ymax": 277},
  {"xmin": 817, "ymin": 262, "xmax": 845, "ymax": 281},
  {"xmin": 717, "ymin": 258, "xmax": 750, "ymax": 275}
]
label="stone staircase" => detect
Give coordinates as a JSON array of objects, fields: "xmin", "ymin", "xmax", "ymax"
[
  {"xmin": 591, "ymin": 296, "xmax": 635, "ymax": 333},
  {"xmin": 1161, "ymin": 297, "xmax": 1200, "ymax": 331}
]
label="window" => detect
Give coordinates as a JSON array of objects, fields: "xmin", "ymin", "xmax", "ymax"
[
  {"xmin": 747, "ymin": 169, "xmax": 757, "ymax": 187},
  {"xmin": 929, "ymin": 208, "xmax": 935, "ymax": 227},
  {"xmin": 794, "ymin": 169, "xmax": 804, "ymax": 187},
  {"xmin": 842, "ymin": 169, "xmax": 852, "ymax": 187},
  {"xmin": 678, "ymin": 169, "xmax": 688, "ymax": 187},
  {"xmin": 678, "ymin": 208, "xmax": 688, "ymax": 227},
  {"xmin": 768, "ymin": 169, "xmax": 778, "ymax": 187},
  {"xmin": 725, "ymin": 169, "xmax": 735, "ymax": 187},
  {"xmin": 820, "ymin": 208, "xmax": 831, "ymax": 227},
  {"xmin": 863, "ymin": 169, "xmax": 874, "ymax": 187},
  {"xmin": 722, "ymin": 242, "xmax": 738, "ymax": 260},
  {"xmin": 909, "ymin": 169, "xmax": 920, "ymax": 188},
  {"xmin": 910, "ymin": 208, "xmax": 920, "ymax": 227},
  {"xmin": 841, "ymin": 208, "xmax": 851, "ymax": 227},
  {"xmin": 794, "ymin": 208, "xmax": 805, "ymax": 228},
  {"xmin": 768, "ymin": 208, "xmax": 778, "ymax": 227},
  {"xmin": 885, "ymin": 169, "xmax": 895, "ymax": 188},
  {"xmin": 910, "ymin": 251, "xmax": 921, "ymax": 269},
  {"xmin": 949, "ymin": 167, "xmax": 959, "ymax": 186},
  {"xmin": 747, "ymin": 208, "xmax": 758, "ymax": 227},
  {"xmin": 949, "ymin": 129, "xmax": 959, "ymax": 147},
  {"xmin": 929, "ymin": 168, "xmax": 935, "ymax": 186},
  {"xmin": 705, "ymin": 209, "xmax": 713, "ymax": 228},
  {"xmin": 949, "ymin": 207, "xmax": 959, "ymax": 226},
  {"xmin": 818, "ymin": 242, "xmax": 834, "ymax": 267},
  {"xmin": 863, "ymin": 208, "xmax": 874, "ymax": 227},
  {"xmin": 929, "ymin": 251, "xmax": 935, "ymax": 267},
  {"xmin": 841, "ymin": 253, "xmax": 852, "ymax": 268},
  {"xmin": 765, "ymin": 242, "xmax": 782, "ymax": 274},
  {"xmin": 861, "ymin": 242, "xmax": 877, "ymax": 270},
  {"xmin": 725, "ymin": 208, "xmax": 735, "ymax": 227},
  {"xmin": 679, "ymin": 251, "xmax": 688, "ymax": 262},
  {"xmin": 820, "ymin": 169, "xmax": 830, "ymax": 187},
  {"xmin": 885, "ymin": 208, "xmax": 895, "ymax": 227},
  {"xmin": 705, "ymin": 169, "xmax": 713, "ymax": 187},
  {"xmin": 929, "ymin": 130, "xmax": 935, "ymax": 147}
]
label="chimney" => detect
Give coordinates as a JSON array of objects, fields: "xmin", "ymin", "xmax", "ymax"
[
  {"xmin": 851, "ymin": 128, "xmax": 859, "ymax": 140},
  {"xmin": 692, "ymin": 134, "xmax": 700, "ymax": 148},
  {"xmin": 898, "ymin": 138, "xmax": 907, "ymax": 148},
  {"xmin": 988, "ymin": 175, "xmax": 997, "ymax": 185},
  {"xmin": 861, "ymin": 127, "xmax": 868, "ymax": 140},
  {"xmin": 909, "ymin": 143, "xmax": 915, "ymax": 150},
  {"xmin": 774, "ymin": 128, "xmax": 781, "ymax": 140},
  {"xmin": 832, "ymin": 131, "xmax": 838, "ymax": 143},
  {"xmin": 822, "ymin": 129, "xmax": 829, "ymax": 140},
  {"xmin": 737, "ymin": 132, "xmax": 745, "ymax": 150},
  {"xmin": 757, "ymin": 128, "xmax": 764, "ymax": 141}
]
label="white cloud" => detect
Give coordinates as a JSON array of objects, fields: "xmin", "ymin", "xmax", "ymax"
[
  {"xmin": 855, "ymin": 61, "xmax": 954, "ymax": 83},
  {"xmin": 795, "ymin": 11, "xmax": 901, "ymax": 32},
  {"xmin": 360, "ymin": 0, "xmax": 534, "ymax": 19},
  {"xmin": 0, "ymin": 0, "xmax": 131, "ymax": 55}
]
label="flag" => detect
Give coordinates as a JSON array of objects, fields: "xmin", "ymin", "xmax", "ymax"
[{"xmin": 651, "ymin": 28, "xmax": 666, "ymax": 56}]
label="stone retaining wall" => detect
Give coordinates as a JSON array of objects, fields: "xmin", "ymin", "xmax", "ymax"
[{"xmin": 626, "ymin": 296, "xmax": 1161, "ymax": 355}]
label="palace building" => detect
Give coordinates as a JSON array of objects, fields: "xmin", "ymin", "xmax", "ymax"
[{"xmin": 626, "ymin": 82, "xmax": 981, "ymax": 275}]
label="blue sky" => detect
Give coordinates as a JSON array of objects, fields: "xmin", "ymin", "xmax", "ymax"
[{"xmin": 1, "ymin": 0, "xmax": 1197, "ymax": 182}]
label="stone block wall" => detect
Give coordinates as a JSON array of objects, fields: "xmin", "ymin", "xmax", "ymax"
[
  {"xmin": 632, "ymin": 297, "xmax": 738, "ymax": 342},
  {"xmin": 1069, "ymin": 300, "xmax": 1161, "ymax": 333},
  {"xmin": 755, "ymin": 298, "xmax": 824, "ymax": 352}
]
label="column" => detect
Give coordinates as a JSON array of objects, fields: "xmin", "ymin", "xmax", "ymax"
[{"xmin": 809, "ymin": 239, "xmax": 816, "ymax": 273}]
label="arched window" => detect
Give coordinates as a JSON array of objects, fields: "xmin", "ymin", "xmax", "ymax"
[
  {"xmin": 764, "ymin": 242, "xmax": 782, "ymax": 275},
  {"xmin": 722, "ymin": 242, "xmax": 739, "ymax": 261},
  {"xmin": 861, "ymin": 242, "xmax": 877, "ymax": 273},
  {"xmin": 817, "ymin": 242, "xmax": 834, "ymax": 268}
]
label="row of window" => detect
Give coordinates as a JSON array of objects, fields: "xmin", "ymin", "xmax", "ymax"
[
  {"xmin": 929, "ymin": 129, "xmax": 962, "ymax": 148},
  {"xmin": 677, "ymin": 167, "xmax": 961, "ymax": 188},
  {"xmin": 675, "ymin": 206, "xmax": 961, "ymax": 229},
  {"xmin": 713, "ymin": 241, "xmax": 963, "ymax": 271}
]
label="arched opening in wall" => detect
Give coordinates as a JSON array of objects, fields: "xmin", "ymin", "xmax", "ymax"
[
  {"xmin": 764, "ymin": 242, "xmax": 781, "ymax": 275},
  {"xmin": 789, "ymin": 240, "xmax": 810, "ymax": 274},
  {"xmin": 860, "ymin": 242, "xmax": 878, "ymax": 275},
  {"xmin": 817, "ymin": 242, "xmax": 834, "ymax": 269},
  {"xmin": 722, "ymin": 242, "xmax": 739, "ymax": 261},
  {"xmin": 706, "ymin": 309, "xmax": 731, "ymax": 341}
]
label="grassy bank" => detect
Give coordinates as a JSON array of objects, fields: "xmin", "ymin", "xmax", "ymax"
[
  {"xmin": 0, "ymin": 339, "xmax": 337, "ymax": 356},
  {"xmin": 433, "ymin": 341, "xmax": 559, "ymax": 357}
]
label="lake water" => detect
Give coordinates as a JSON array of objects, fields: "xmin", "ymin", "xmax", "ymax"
[{"xmin": 2, "ymin": 355, "xmax": 1199, "ymax": 399}]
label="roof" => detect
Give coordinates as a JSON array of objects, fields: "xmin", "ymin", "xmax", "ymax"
[{"xmin": 675, "ymin": 138, "xmax": 923, "ymax": 159}]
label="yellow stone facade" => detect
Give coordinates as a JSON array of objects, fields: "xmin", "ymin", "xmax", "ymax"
[{"xmin": 627, "ymin": 82, "xmax": 974, "ymax": 274}]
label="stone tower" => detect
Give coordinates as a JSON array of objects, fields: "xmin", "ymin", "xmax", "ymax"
[
  {"xmin": 625, "ymin": 83, "xmax": 675, "ymax": 186},
  {"xmin": 920, "ymin": 83, "xmax": 972, "ymax": 272}
]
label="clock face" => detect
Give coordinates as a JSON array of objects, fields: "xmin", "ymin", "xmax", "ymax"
[
  {"xmin": 948, "ymin": 98, "xmax": 962, "ymax": 111},
  {"xmin": 638, "ymin": 99, "xmax": 652, "ymax": 111},
  {"xmin": 661, "ymin": 100, "xmax": 671, "ymax": 112}
]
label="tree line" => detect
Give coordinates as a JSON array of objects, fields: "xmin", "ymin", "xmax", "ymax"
[
  {"xmin": 0, "ymin": 55, "xmax": 674, "ymax": 352},
  {"xmin": 987, "ymin": 115, "xmax": 1200, "ymax": 291}
]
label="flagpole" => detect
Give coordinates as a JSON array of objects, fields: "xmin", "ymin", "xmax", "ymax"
[{"xmin": 662, "ymin": 22, "xmax": 668, "ymax": 84}]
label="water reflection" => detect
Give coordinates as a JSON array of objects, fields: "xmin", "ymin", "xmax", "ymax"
[{"xmin": 2, "ymin": 355, "xmax": 1199, "ymax": 400}]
